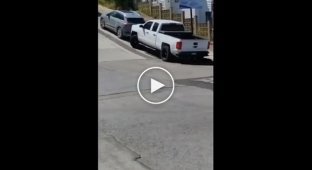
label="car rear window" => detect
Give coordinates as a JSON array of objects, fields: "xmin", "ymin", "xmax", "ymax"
[
  {"xmin": 126, "ymin": 18, "xmax": 145, "ymax": 24},
  {"xmin": 160, "ymin": 24, "xmax": 185, "ymax": 31},
  {"xmin": 115, "ymin": 13, "xmax": 124, "ymax": 20}
]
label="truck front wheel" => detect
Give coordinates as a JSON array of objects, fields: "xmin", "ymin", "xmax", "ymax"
[
  {"xmin": 161, "ymin": 45, "xmax": 173, "ymax": 62},
  {"xmin": 130, "ymin": 34, "xmax": 141, "ymax": 49}
]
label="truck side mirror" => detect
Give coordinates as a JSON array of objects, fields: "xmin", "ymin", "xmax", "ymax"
[{"xmin": 139, "ymin": 25, "xmax": 143, "ymax": 28}]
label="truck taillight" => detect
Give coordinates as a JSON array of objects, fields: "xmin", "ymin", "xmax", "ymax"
[{"xmin": 176, "ymin": 41, "xmax": 182, "ymax": 50}]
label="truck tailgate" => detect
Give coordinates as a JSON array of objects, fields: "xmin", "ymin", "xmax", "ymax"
[{"xmin": 180, "ymin": 39, "xmax": 208, "ymax": 52}]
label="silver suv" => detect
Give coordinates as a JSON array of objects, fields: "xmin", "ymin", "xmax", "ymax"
[{"xmin": 100, "ymin": 10, "xmax": 145, "ymax": 39}]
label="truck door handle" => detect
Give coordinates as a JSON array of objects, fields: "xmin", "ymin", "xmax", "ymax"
[{"xmin": 153, "ymin": 34, "xmax": 156, "ymax": 36}]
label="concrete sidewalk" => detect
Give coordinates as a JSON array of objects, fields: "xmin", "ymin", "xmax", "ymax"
[{"xmin": 99, "ymin": 135, "xmax": 151, "ymax": 170}]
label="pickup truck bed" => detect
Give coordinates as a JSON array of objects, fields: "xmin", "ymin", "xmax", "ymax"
[{"xmin": 159, "ymin": 31, "xmax": 204, "ymax": 40}]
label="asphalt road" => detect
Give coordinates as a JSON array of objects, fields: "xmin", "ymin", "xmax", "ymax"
[{"xmin": 98, "ymin": 18, "xmax": 213, "ymax": 170}]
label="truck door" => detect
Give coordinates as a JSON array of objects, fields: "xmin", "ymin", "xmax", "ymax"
[
  {"xmin": 138, "ymin": 21, "xmax": 153, "ymax": 45},
  {"xmin": 145, "ymin": 22, "xmax": 159, "ymax": 47}
]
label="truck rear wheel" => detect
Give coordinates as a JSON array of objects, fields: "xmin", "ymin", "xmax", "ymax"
[
  {"xmin": 161, "ymin": 45, "xmax": 173, "ymax": 62},
  {"xmin": 194, "ymin": 56, "xmax": 204, "ymax": 62}
]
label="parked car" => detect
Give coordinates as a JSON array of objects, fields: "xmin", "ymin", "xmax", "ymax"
[
  {"xmin": 130, "ymin": 20, "xmax": 209, "ymax": 61},
  {"xmin": 100, "ymin": 10, "xmax": 145, "ymax": 39}
]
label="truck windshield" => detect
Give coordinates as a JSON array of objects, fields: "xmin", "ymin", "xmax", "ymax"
[
  {"xmin": 126, "ymin": 18, "xmax": 145, "ymax": 24},
  {"xmin": 160, "ymin": 24, "xmax": 185, "ymax": 31}
]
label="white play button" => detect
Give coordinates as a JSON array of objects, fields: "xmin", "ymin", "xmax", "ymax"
[
  {"xmin": 137, "ymin": 67, "xmax": 175, "ymax": 105},
  {"xmin": 151, "ymin": 78, "xmax": 165, "ymax": 94}
]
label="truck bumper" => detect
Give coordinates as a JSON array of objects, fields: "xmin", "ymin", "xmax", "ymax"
[{"xmin": 174, "ymin": 51, "xmax": 209, "ymax": 58}]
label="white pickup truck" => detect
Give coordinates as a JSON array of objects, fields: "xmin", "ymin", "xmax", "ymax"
[{"xmin": 130, "ymin": 19, "xmax": 209, "ymax": 61}]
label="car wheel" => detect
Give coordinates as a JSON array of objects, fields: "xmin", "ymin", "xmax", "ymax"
[
  {"xmin": 161, "ymin": 45, "xmax": 173, "ymax": 62},
  {"xmin": 130, "ymin": 34, "xmax": 141, "ymax": 49},
  {"xmin": 194, "ymin": 56, "xmax": 204, "ymax": 62},
  {"xmin": 100, "ymin": 18, "xmax": 105, "ymax": 29},
  {"xmin": 117, "ymin": 27, "xmax": 123, "ymax": 39}
]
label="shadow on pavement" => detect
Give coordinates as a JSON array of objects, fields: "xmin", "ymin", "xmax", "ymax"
[
  {"xmin": 101, "ymin": 27, "xmax": 117, "ymax": 36},
  {"xmin": 177, "ymin": 58, "xmax": 213, "ymax": 66},
  {"xmin": 141, "ymin": 47, "xmax": 213, "ymax": 66}
]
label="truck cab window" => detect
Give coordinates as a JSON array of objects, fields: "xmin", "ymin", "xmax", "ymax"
[
  {"xmin": 143, "ymin": 22, "xmax": 153, "ymax": 30},
  {"xmin": 160, "ymin": 24, "xmax": 185, "ymax": 31},
  {"xmin": 152, "ymin": 22, "xmax": 159, "ymax": 32}
]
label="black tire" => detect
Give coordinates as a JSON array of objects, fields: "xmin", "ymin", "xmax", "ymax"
[
  {"xmin": 130, "ymin": 34, "xmax": 141, "ymax": 49},
  {"xmin": 198, "ymin": 56, "xmax": 205, "ymax": 60},
  {"xmin": 194, "ymin": 56, "xmax": 204, "ymax": 62},
  {"xmin": 100, "ymin": 18, "xmax": 105, "ymax": 29},
  {"xmin": 117, "ymin": 27, "xmax": 123, "ymax": 39},
  {"xmin": 161, "ymin": 45, "xmax": 173, "ymax": 62}
]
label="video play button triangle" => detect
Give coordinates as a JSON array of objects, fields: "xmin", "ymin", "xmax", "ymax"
[
  {"xmin": 137, "ymin": 67, "xmax": 175, "ymax": 104},
  {"xmin": 151, "ymin": 78, "xmax": 165, "ymax": 94}
]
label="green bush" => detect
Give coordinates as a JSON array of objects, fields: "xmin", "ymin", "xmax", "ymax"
[{"xmin": 98, "ymin": 0, "xmax": 133, "ymax": 10}]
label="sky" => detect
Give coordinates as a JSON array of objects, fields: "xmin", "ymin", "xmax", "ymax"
[{"xmin": 180, "ymin": 0, "xmax": 212, "ymax": 11}]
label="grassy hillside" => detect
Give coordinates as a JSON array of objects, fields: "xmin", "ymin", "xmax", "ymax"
[
  {"xmin": 98, "ymin": 0, "xmax": 133, "ymax": 10},
  {"xmin": 99, "ymin": 0, "xmax": 115, "ymax": 9}
]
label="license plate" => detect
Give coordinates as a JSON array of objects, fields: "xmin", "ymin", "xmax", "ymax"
[{"xmin": 191, "ymin": 53, "xmax": 197, "ymax": 55}]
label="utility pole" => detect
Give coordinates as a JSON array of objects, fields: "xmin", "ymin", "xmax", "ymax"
[
  {"xmin": 190, "ymin": 7, "xmax": 193, "ymax": 34},
  {"xmin": 212, "ymin": 0, "xmax": 214, "ymax": 42},
  {"xmin": 212, "ymin": 0, "xmax": 214, "ymax": 29}
]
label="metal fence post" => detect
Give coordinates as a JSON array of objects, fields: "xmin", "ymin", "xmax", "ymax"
[
  {"xmin": 159, "ymin": 3, "xmax": 162, "ymax": 19},
  {"xmin": 149, "ymin": 0, "xmax": 152, "ymax": 16},
  {"xmin": 207, "ymin": 21, "xmax": 211, "ymax": 41},
  {"xmin": 190, "ymin": 8, "xmax": 193, "ymax": 34},
  {"xmin": 194, "ymin": 15, "xmax": 198, "ymax": 35},
  {"xmin": 211, "ymin": 0, "xmax": 214, "ymax": 42}
]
